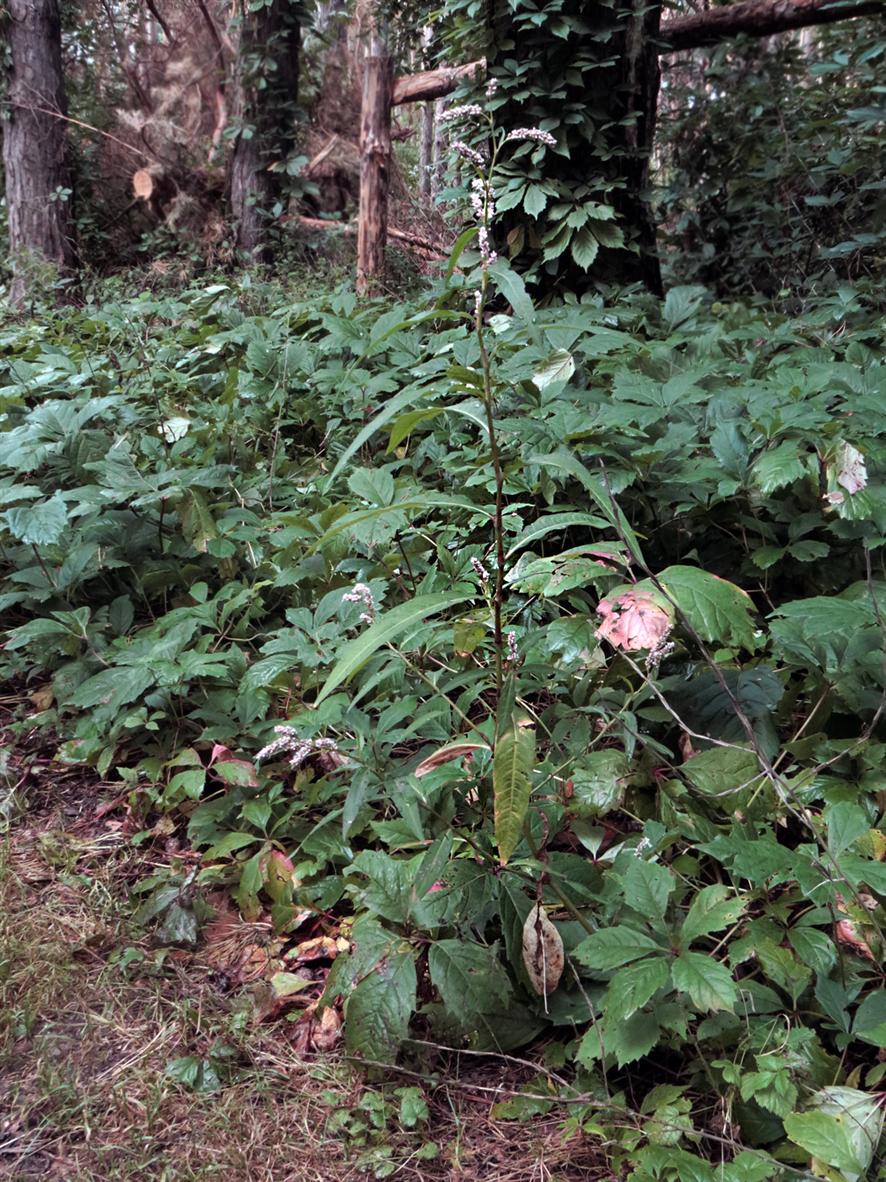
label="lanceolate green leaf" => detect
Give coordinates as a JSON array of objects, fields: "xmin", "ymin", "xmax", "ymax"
[
  {"xmin": 315, "ymin": 593, "xmax": 471, "ymax": 704},
  {"xmin": 493, "ymin": 714, "xmax": 536, "ymax": 865},
  {"xmin": 310, "ymin": 496, "xmax": 491, "ymax": 553}
]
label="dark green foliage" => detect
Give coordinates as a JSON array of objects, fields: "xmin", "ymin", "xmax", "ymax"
[
  {"xmin": 657, "ymin": 19, "xmax": 886, "ymax": 299},
  {"xmin": 2, "ymin": 271, "xmax": 885, "ymax": 1178}
]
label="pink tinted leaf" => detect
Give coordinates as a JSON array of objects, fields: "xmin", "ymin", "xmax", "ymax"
[{"xmin": 595, "ymin": 588, "xmax": 672, "ymax": 652}]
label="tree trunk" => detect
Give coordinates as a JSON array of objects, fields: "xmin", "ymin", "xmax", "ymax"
[
  {"xmin": 356, "ymin": 24, "xmax": 393, "ymax": 296},
  {"xmin": 229, "ymin": 0, "xmax": 300, "ymax": 260},
  {"xmin": 419, "ymin": 103, "xmax": 434, "ymax": 204},
  {"xmin": 660, "ymin": 0, "xmax": 883, "ymax": 53},
  {"xmin": 2, "ymin": 0, "xmax": 76, "ymax": 307},
  {"xmin": 489, "ymin": 0, "xmax": 662, "ymax": 296}
]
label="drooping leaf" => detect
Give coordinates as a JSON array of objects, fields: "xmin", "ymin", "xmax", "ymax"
[
  {"xmin": 316, "ymin": 593, "xmax": 471, "ymax": 704},
  {"xmin": 493, "ymin": 714, "xmax": 536, "ymax": 865},
  {"xmin": 784, "ymin": 1087, "xmax": 883, "ymax": 1179}
]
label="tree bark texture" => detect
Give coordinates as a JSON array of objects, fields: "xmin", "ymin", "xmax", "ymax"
[
  {"xmin": 2, "ymin": 0, "xmax": 76, "ymax": 306},
  {"xmin": 660, "ymin": 0, "xmax": 883, "ymax": 52},
  {"xmin": 419, "ymin": 102, "xmax": 434, "ymax": 203},
  {"xmin": 229, "ymin": 0, "xmax": 300, "ymax": 259},
  {"xmin": 356, "ymin": 27, "xmax": 393, "ymax": 295},
  {"xmin": 392, "ymin": 59, "xmax": 486, "ymax": 105}
]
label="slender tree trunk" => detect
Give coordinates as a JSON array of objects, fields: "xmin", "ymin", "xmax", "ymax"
[
  {"xmin": 356, "ymin": 22, "xmax": 393, "ymax": 295},
  {"xmin": 229, "ymin": 0, "xmax": 300, "ymax": 260},
  {"xmin": 419, "ymin": 103, "xmax": 434, "ymax": 204},
  {"xmin": 2, "ymin": 0, "xmax": 76, "ymax": 306}
]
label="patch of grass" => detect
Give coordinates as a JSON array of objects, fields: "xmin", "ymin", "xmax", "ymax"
[
  {"xmin": 0, "ymin": 807, "xmax": 606, "ymax": 1182},
  {"xmin": 0, "ymin": 826, "xmax": 354, "ymax": 1181}
]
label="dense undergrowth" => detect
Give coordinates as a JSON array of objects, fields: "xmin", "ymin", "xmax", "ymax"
[{"xmin": 1, "ymin": 268, "xmax": 885, "ymax": 1180}]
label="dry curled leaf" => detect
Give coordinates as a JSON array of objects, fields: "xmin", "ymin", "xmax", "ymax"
[
  {"xmin": 521, "ymin": 902, "xmax": 565, "ymax": 1009},
  {"xmin": 414, "ymin": 741, "xmax": 489, "ymax": 778}
]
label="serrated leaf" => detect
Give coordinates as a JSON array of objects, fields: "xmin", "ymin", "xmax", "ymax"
[
  {"xmin": 348, "ymin": 466, "xmax": 395, "ymax": 506},
  {"xmin": 658, "ymin": 565, "xmax": 756, "ymax": 649},
  {"xmin": 570, "ymin": 750, "xmax": 630, "ymax": 817},
  {"xmin": 428, "ymin": 939, "xmax": 513, "ymax": 1018},
  {"xmin": 681, "ymin": 885, "xmax": 746, "ymax": 945},
  {"xmin": 532, "ymin": 350, "xmax": 575, "ymax": 391},
  {"xmin": 573, "ymin": 925, "xmax": 661, "ymax": 972},
  {"xmin": 316, "ymin": 593, "xmax": 471, "ymax": 704},
  {"xmin": 493, "ymin": 714, "xmax": 536, "ymax": 865},
  {"xmin": 751, "ymin": 441, "xmax": 807, "ymax": 494},
  {"xmin": 603, "ymin": 957, "xmax": 670, "ymax": 1022},
  {"xmin": 521, "ymin": 903, "xmax": 565, "ymax": 1005},
  {"xmin": 571, "ymin": 227, "xmax": 600, "ymax": 270},
  {"xmin": 671, "ymin": 951, "xmax": 737, "ymax": 1012},
  {"xmin": 344, "ymin": 946, "xmax": 417, "ymax": 1061},
  {"xmin": 4, "ymin": 491, "xmax": 68, "ymax": 545},
  {"xmin": 621, "ymin": 859, "xmax": 674, "ymax": 922}
]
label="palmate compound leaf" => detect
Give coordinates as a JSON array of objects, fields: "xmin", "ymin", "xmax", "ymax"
[
  {"xmin": 493, "ymin": 713, "xmax": 536, "ymax": 865},
  {"xmin": 315, "ymin": 592, "xmax": 471, "ymax": 704},
  {"xmin": 521, "ymin": 903, "xmax": 565, "ymax": 1008}
]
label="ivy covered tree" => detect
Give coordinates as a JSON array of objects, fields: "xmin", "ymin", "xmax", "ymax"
[
  {"xmin": 442, "ymin": 0, "xmax": 883, "ymax": 297},
  {"xmin": 229, "ymin": 0, "xmax": 302, "ymax": 259}
]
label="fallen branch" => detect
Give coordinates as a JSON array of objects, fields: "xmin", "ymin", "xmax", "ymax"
[
  {"xmin": 392, "ymin": 58, "xmax": 486, "ymax": 106},
  {"xmin": 660, "ymin": 0, "xmax": 883, "ymax": 52},
  {"xmin": 290, "ymin": 215, "xmax": 446, "ymax": 257}
]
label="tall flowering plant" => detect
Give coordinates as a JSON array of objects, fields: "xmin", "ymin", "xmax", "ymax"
[{"xmin": 440, "ymin": 94, "xmax": 556, "ymax": 702}]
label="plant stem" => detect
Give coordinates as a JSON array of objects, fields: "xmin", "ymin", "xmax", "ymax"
[{"xmin": 475, "ymin": 272, "xmax": 505, "ymax": 709}]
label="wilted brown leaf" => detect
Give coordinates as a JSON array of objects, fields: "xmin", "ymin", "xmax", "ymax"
[
  {"xmin": 521, "ymin": 902, "xmax": 565, "ymax": 1009},
  {"xmin": 414, "ymin": 741, "xmax": 490, "ymax": 779}
]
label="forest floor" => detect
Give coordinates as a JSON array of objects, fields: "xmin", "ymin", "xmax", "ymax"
[{"xmin": 0, "ymin": 696, "xmax": 608, "ymax": 1182}]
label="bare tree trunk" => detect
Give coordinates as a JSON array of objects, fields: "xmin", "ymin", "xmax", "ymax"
[
  {"xmin": 356, "ymin": 22, "xmax": 393, "ymax": 295},
  {"xmin": 419, "ymin": 103, "xmax": 434, "ymax": 205},
  {"xmin": 2, "ymin": 0, "xmax": 76, "ymax": 306},
  {"xmin": 229, "ymin": 0, "xmax": 300, "ymax": 260},
  {"xmin": 660, "ymin": 0, "xmax": 883, "ymax": 52}
]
